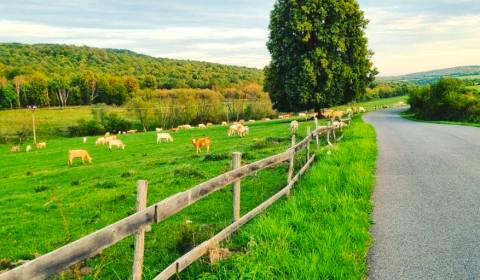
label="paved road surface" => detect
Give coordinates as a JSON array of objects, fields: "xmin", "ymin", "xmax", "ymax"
[{"xmin": 364, "ymin": 109, "xmax": 480, "ymax": 280}]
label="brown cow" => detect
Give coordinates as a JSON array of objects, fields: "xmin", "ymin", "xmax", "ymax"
[
  {"xmin": 68, "ymin": 150, "xmax": 92, "ymax": 166},
  {"xmin": 192, "ymin": 137, "xmax": 211, "ymax": 154}
]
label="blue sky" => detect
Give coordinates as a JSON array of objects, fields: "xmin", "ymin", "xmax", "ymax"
[{"xmin": 0, "ymin": 0, "xmax": 479, "ymax": 75}]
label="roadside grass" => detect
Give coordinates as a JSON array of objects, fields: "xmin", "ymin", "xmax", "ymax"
[
  {"xmin": 401, "ymin": 112, "xmax": 480, "ymax": 128},
  {"xmin": 183, "ymin": 115, "xmax": 377, "ymax": 279}
]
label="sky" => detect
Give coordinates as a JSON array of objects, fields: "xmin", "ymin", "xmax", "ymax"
[{"xmin": 0, "ymin": 0, "xmax": 479, "ymax": 76}]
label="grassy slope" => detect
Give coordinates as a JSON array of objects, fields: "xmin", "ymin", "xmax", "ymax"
[{"xmin": 189, "ymin": 116, "xmax": 376, "ymax": 279}]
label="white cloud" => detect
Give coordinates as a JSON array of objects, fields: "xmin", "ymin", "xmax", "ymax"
[
  {"xmin": 0, "ymin": 20, "xmax": 270, "ymax": 68},
  {"xmin": 364, "ymin": 7, "xmax": 480, "ymax": 75}
]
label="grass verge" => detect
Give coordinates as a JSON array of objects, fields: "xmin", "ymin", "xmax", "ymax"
[
  {"xmin": 401, "ymin": 112, "xmax": 480, "ymax": 128},
  {"xmin": 185, "ymin": 116, "xmax": 377, "ymax": 279}
]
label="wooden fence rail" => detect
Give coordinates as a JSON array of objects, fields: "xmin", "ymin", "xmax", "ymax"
[{"xmin": 0, "ymin": 118, "xmax": 350, "ymax": 280}]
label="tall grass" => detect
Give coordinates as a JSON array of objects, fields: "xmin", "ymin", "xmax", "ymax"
[{"xmin": 188, "ymin": 116, "xmax": 377, "ymax": 279}]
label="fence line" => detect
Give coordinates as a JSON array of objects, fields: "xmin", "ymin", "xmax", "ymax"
[{"xmin": 0, "ymin": 118, "xmax": 351, "ymax": 280}]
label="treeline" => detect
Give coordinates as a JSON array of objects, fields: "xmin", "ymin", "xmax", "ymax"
[
  {"xmin": 67, "ymin": 84, "xmax": 276, "ymax": 136},
  {"xmin": 408, "ymin": 78, "xmax": 480, "ymax": 123},
  {"xmin": 361, "ymin": 82, "xmax": 415, "ymax": 101},
  {"xmin": 0, "ymin": 43, "xmax": 263, "ymax": 108}
]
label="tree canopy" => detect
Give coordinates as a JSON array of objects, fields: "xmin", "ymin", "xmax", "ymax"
[
  {"xmin": 0, "ymin": 43, "xmax": 264, "ymax": 108},
  {"xmin": 265, "ymin": 0, "xmax": 377, "ymax": 112}
]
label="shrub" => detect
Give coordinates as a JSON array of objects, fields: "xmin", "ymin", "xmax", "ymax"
[
  {"xmin": 68, "ymin": 119, "xmax": 105, "ymax": 137},
  {"xmin": 408, "ymin": 78, "xmax": 480, "ymax": 122},
  {"xmin": 102, "ymin": 113, "xmax": 131, "ymax": 133}
]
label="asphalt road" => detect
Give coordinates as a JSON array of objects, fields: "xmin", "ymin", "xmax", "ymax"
[{"xmin": 364, "ymin": 109, "xmax": 480, "ymax": 280}]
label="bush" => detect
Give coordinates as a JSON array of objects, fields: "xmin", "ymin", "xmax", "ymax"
[
  {"xmin": 67, "ymin": 119, "xmax": 105, "ymax": 137},
  {"xmin": 408, "ymin": 78, "xmax": 480, "ymax": 123},
  {"xmin": 102, "ymin": 113, "xmax": 131, "ymax": 133}
]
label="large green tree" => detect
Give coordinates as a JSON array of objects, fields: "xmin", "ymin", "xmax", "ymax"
[{"xmin": 265, "ymin": 0, "xmax": 377, "ymax": 112}]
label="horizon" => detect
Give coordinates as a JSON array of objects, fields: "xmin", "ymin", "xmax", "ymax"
[{"xmin": 0, "ymin": 1, "xmax": 479, "ymax": 76}]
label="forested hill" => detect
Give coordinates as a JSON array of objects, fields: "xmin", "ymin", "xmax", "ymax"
[
  {"xmin": 378, "ymin": 66, "xmax": 480, "ymax": 84},
  {"xmin": 0, "ymin": 43, "xmax": 263, "ymax": 89}
]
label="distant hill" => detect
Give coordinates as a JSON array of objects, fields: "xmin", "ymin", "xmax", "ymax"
[
  {"xmin": 378, "ymin": 66, "xmax": 480, "ymax": 84},
  {"xmin": 0, "ymin": 43, "xmax": 263, "ymax": 89}
]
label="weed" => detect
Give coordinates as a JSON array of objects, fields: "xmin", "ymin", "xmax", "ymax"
[
  {"xmin": 94, "ymin": 180, "xmax": 121, "ymax": 189},
  {"xmin": 34, "ymin": 185, "xmax": 49, "ymax": 193},
  {"xmin": 173, "ymin": 165, "xmax": 206, "ymax": 179},
  {"xmin": 203, "ymin": 153, "xmax": 229, "ymax": 162}
]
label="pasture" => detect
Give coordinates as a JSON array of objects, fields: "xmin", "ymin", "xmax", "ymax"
[
  {"xmin": 0, "ymin": 97, "xmax": 401, "ymax": 278},
  {"xmin": 0, "ymin": 118, "xmax": 319, "ymax": 278}
]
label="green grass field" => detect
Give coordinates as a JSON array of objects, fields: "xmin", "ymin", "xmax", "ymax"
[
  {"xmin": 0, "ymin": 118, "xmax": 323, "ymax": 278},
  {"xmin": 0, "ymin": 97, "xmax": 393, "ymax": 278},
  {"xmin": 467, "ymin": 85, "xmax": 480, "ymax": 91}
]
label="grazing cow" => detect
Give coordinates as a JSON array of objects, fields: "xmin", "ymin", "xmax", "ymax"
[
  {"xmin": 206, "ymin": 122, "xmax": 213, "ymax": 127},
  {"xmin": 105, "ymin": 135, "xmax": 117, "ymax": 141},
  {"xmin": 95, "ymin": 137, "xmax": 106, "ymax": 145},
  {"xmin": 238, "ymin": 126, "xmax": 249, "ymax": 137},
  {"xmin": 333, "ymin": 121, "xmax": 348, "ymax": 129},
  {"xmin": 221, "ymin": 121, "xmax": 228, "ymax": 126},
  {"xmin": 108, "ymin": 139, "xmax": 125, "ymax": 150},
  {"xmin": 228, "ymin": 124, "xmax": 242, "ymax": 136},
  {"xmin": 358, "ymin": 107, "xmax": 366, "ymax": 113},
  {"xmin": 25, "ymin": 145, "xmax": 32, "ymax": 152},
  {"xmin": 290, "ymin": 121, "xmax": 299, "ymax": 134},
  {"xmin": 127, "ymin": 129, "xmax": 137, "ymax": 134},
  {"xmin": 156, "ymin": 128, "xmax": 163, "ymax": 133},
  {"xmin": 178, "ymin": 125, "xmax": 192, "ymax": 130},
  {"xmin": 157, "ymin": 133, "xmax": 173, "ymax": 143},
  {"xmin": 192, "ymin": 137, "xmax": 211, "ymax": 154},
  {"xmin": 170, "ymin": 127, "xmax": 180, "ymax": 133},
  {"xmin": 198, "ymin": 123, "xmax": 206, "ymax": 129},
  {"xmin": 321, "ymin": 109, "xmax": 334, "ymax": 119},
  {"xmin": 346, "ymin": 108, "xmax": 353, "ymax": 115},
  {"xmin": 83, "ymin": 137, "xmax": 87, "ymax": 144},
  {"xmin": 10, "ymin": 145, "xmax": 20, "ymax": 153},
  {"xmin": 68, "ymin": 150, "xmax": 92, "ymax": 166},
  {"xmin": 36, "ymin": 142, "xmax": 46, "ymax": 149},
  {"xmin": 331, "ymin": 111, "xmax": 344, "ymax": 121}
]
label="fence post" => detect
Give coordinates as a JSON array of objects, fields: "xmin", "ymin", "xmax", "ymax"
[
  {"xmin": 306, "ymin": 126, "xmax": 311, "ymax": 161},
  {"xmin": 287, "ymin": 134, "xmax": 296, "ymax": 196},
  {"xmin": 132, "ymin": 180, "xmax": 148, "ymax": 280},
  {"xmin": 314, "ymin": 117, "xmax": 319, "ymax": 150},
  {"xmin": 232, "ymin": 152, "xmax": 242, "ymax": 222}
]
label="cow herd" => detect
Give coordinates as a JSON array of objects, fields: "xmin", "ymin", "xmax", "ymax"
[{"xmin": 7, "ymin": 107, "xmax": 367, "ymax": 166}]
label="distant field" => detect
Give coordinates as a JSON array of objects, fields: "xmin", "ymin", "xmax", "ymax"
[
  {"xmin": 0, "ymin": 106, "xmax": 129, "ymax": 138},
  {"xmin": 0, "ymin": 96, "xmax": 408, "ymax": 139},
  {"xmin": 467, "ymin": 85, "xmax": 480, "ymax": 91}
]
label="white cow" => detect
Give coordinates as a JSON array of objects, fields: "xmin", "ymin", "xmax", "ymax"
[
  {"xmin": 290, "ymin": 121, "xmax": 299, "ymax": 134},
  {"xmin": 157, "ymin": 133, "xmax": 173, "ymax": 143}
]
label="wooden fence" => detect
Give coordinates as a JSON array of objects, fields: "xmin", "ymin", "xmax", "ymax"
[{"xmin": 0, "ymin": 118, "xmax": 351, "ymax": 280}]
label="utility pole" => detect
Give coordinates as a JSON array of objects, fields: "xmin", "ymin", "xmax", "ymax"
[{"xmin": 28, "ymin": 105, "xmax": 37, "ymax": 144}]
